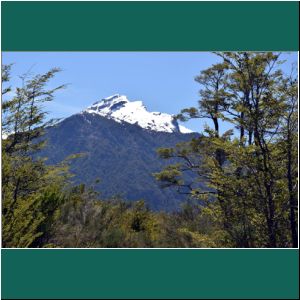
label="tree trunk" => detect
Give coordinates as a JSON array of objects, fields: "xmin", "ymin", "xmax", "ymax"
[
  {"xmin": 287, "ymin": 134, "xmax": 298, "ymax": 247},
  {"xmin": 240, "ymin": 112, "xmax": 245, "ymax": 144},
  {"xmin": 213, "ymin": 117, "xmax": 219, "ymax": 137},
  {"xmin": 254, "ymin": 128, "xmax": 277, "ymax": 248},
  {"xmin": 248, "ymin": 130, "xmax": 253, "ymax": 145}
]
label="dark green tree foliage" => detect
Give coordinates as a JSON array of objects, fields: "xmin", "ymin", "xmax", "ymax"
[
  {"xmin": 2, "ymin": 65, "xmax": 67, "ymax": 247},
  {"xmin": 276, "ymin": 68, "xmax": 298, "ymax": 247},
  {"xmin": 2, "ymin": 54, "xmax": 298, "ymax": 248},
  {"xmin": 48, "ymin": 185, "xmax": 162, "ymax": 248},
  {"xmin": 155, "ymin": 52, "xmax": 298, "ymax": 248},
  {"xmin": 1, "ymin": 65, "xmax": 216, "ymax": 248}
]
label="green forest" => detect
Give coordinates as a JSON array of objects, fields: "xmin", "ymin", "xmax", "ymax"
[{"xmin": 1, "ymin": 52, "xmax": 298, "ymax": 248}]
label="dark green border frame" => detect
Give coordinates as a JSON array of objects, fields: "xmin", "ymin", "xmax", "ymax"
[
  {"xmin": 2, "ymin": 249, "xmax": 299, "ymax": 299},
  {"xmin": 1, "ymin": 1, "xmax": 299, "ymax": 299},
  {"xmin": 1, "ymin": 1, "xmax": 299, "ymax": 51}
]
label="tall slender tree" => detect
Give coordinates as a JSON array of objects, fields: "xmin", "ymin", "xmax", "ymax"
[
  {"xmin": 156, "ymin": 52, "xmax": 298, "ymax": 247},
  {"xmin": 2, "ymin": 65, "xmax": 67, "ymax": 247}
]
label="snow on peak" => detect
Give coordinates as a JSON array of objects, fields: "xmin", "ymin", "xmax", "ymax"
[
  {"xmin": 84, "ymin": 94, "xmax": 193, "ymax": 134},
  {"xmin": 179, "ymin": 125, "xmax": 193, "ymax": 134}
]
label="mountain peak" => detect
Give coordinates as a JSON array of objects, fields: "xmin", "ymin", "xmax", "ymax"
[{"xmin": 84, "ymin": 94, "xmax": 193, "ymax": 134}]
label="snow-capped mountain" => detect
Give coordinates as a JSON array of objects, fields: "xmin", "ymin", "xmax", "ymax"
[
  {"xmin": 84, "ymin": 94, "xmax": 193, "ymax": 134},
  {"xmin": 38, "ymin": 94, "xmax": 199, "ymax": 211},
  {"xmin": 41, "ymin": 112, "xmax": 198, "ymax": 211}
]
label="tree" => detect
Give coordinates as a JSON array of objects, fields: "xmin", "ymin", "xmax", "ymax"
[
  {"xmin": 277, "ymin": 68, "xmax": 298, "ymax": 247},
  {"xmin": 156, "ymin": 52, "xmax": 298, "ymax": 247},
  {"xmin": 2, "ymin": 65, "xmax": 67, "ymax": 247}
]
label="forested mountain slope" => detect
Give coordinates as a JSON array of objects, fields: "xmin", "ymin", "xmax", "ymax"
[{"xmin": 40, "ymin": 112, "xmax": 199, "ymax": 211}]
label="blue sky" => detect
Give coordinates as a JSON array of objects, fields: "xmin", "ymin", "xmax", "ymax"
[{"xmin": 2, "ymin": 52, "xmax": 297, "ymax": 132}]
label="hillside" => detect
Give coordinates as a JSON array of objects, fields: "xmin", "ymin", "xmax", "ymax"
[{"xmin": 40, "ymin": 111, "xmax": 198, "ymax": 211}]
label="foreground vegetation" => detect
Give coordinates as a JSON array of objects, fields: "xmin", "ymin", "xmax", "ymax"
[
  {"xmin": 155, "ymin": 52, "xmax": 298, "ymax": 248},
  {"xmin": 1, "ymin": 52, "xmax": 298, "ymax": 248}
]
